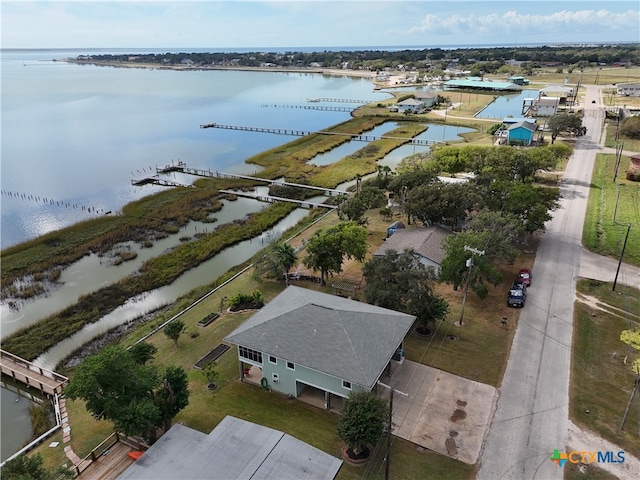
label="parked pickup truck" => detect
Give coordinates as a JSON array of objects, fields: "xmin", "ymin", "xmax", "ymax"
[{"xmin": 507, "ymin": 285, "xmax": 527, "ymax": 308}]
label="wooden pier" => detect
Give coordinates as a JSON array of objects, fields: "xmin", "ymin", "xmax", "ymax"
[
  {"xmin": 130, "ymin": 176, "xmax": 194, "ymax": 188},
  {"xmin": 262, "ymin": 104, "xmax": 354, "ymax": 112},
  {"xmin": 199, "ymin": 123, "xmax": 440, "ymax": 146},
  {"xmin": 0, "ymin": 349, "xmax": 68, "ymax": 396},
  {"xmin": 306, "ymin": 97, "xmax": 373, "ymax": 104},
  {"xmin": 218, "ymin": 189, "xmax": 338, "ymax": 209},
  {"xmin": 155, "ymin": 162, "xmax": 348, "ymax": 197}
]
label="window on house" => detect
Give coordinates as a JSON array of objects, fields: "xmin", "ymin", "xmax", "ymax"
[
  {"xmin": 342, "ymin": 380, "xmax": 352, "ymax": 390},
  {"xmin": 286, "ymin": 361, "xmax": 295, "ymax": 370},
  {"xmin": 238, "ymin": 346, "xmax": 262, "ymax": 364},
  {"xmin": 269, "ymin": 355, "xmax": 277, "ymax": 365}
]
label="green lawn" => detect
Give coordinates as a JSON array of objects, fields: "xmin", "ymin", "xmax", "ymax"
[
  {"xmin": 570, "ymin": 279, "xmax": 640, "ymax": 460},
  {"xmin": 582, "ymin": 153, "xmax": 640, "ymax": 267},
  {"xmin": 36, "ymin": 269, "xmax": 475, "ymax": 480}
]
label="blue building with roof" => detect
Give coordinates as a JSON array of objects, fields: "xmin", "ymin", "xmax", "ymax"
[{"xmin": 507, "ymin": 121, "xmax": 537, "ymax": 146}]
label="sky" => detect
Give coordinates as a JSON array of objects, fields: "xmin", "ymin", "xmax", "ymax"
[{"xmin": 1, "ymin": 0, "xmax": 639, "ymax": 50}]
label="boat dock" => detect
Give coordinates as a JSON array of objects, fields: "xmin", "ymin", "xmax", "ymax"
[
  {"xmin": 130, "ymin": 176, "xmax": 194, "ymax": 188},
  {"xmin": 306, "ymin": 97, "xmax": 373, "ymax": 104},
  {"xmin": 0, "ymin": 349, "xmax": 68, "ymax": 396},
  {"xmin": 198, "ymin": 123, "xmax": 440, "ymax": 146},
  {"xmin": 155, "ymin": 162, "xmax": 348, "ymax": 197},
  {"xmin": 262, "ymin": 104, "xmax": 354, "ymax": 112}
]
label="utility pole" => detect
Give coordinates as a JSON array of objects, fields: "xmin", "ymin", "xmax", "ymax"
[
  {"xmin": 613, "ymin": 141, "xmax": 624, "ymax": 182},
  {"xmin": 459, "ymin": 246, "xmax": 485, "ymax": 326},
  {"xmin": 613, "ymin": 224, "xmax": 631, "ymax": 291},
  {"xmin": 621, "ymin": 374, "xmax": 640, "ymax": 430},
  {"xmin": 378, "ymin": 382, "xmax": 408, "ymax": 480}
]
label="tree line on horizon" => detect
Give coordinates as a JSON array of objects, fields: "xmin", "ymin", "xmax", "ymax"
[{"xmin": 75, "ymin": 44, "xmax": 639, "ymax": 73}]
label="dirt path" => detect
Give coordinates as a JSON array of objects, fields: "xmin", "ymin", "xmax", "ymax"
[{"xmin": 567, "ymin": 420, "xmax": 640, "ymax": 479}]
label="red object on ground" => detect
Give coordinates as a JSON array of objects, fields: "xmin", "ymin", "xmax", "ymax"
[{"xmin": 128, "ymin": 451, "xmax": 143, "ymax": 460}]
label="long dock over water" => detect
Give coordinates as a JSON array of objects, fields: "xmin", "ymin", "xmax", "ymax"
[
  {"xmin": 306, "ymin": 97, "xmax": 373, "ymax": 104},
  {"xmin": 261, "ymin": 104, "xmax": 354, "ymax": 112},
  {"xmin": 155, "ymin": 162, "xmax": 348, "ymax": 197},
  {"xmin": 218, "ymin": 189, "xmax": 338, "ymax": 209},
  {"xmin": 0, "ymin": 349, "xmax": 68, "ymax": 396},
  {"xmin": 199, "ymin": 123, "xmax": 440, "ymax": 146}
]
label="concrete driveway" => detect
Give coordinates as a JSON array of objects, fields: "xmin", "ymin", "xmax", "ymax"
[{"xmin": 380, "ymin": 360, "xmax": 497, "ymax": 465}]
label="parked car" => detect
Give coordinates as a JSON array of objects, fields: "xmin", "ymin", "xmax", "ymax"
[
  {"xmin": 508, "ymin": 286, "xmax": 527, "ymax": 308},
  {"xmin": 512, "ymin": 279, "xmax": 527, "ymax": 291},
  {"xmin": 518, "ymin": 268, "xmax": 532, "ymax": 287}
]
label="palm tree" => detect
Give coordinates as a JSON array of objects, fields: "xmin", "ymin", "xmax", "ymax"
[{"xmin": 253, "ymin": 240, "xmax": 298, "ymax": 281}]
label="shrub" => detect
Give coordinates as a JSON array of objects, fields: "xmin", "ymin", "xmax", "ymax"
[
  {"xmin": 619, "ymin": 116, "xmax": 640, "ymax": 139},
  {"xmin": 337, "ymin": 391, "xmax": 388, "ymax": 455},
  {"xmin": 228, "ymin": 290, "xmax": 264, "ymax": 311}
]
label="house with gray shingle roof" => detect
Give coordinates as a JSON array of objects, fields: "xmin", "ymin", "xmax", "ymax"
[
  {"xmin": 373, "ymin": 226, "xmax": 452, "ymax": 274},
  {"xmin": 225, "ymin": 286, "xmax": 415, "ymax": 409},
  {"xmin": 395, "ymin": 97, "xmax": 426, "ymax": 113}
]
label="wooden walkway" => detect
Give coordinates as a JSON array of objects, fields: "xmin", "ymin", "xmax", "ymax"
[
  {"xmin": 0, "ymin": 349, "xmax": 68, "ymax": 395},
  {"xmin": 218, "ymin": 189, "xmax": 338, "ymax": 209},
  {"xmin": 155, "ymin": 162, "xmax": 348, "ymax": 197},
  {"xmin": 199, "ymin": 122, "xmax": 440, "ymax": 146},
  {"xmin": 75, "ymin": 434, "xmax": 146, "ymax": 480}
]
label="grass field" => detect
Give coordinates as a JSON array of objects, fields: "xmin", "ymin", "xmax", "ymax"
[
  {"xmin": 29, "ymin": 205, "xmax": 532, "ymax": 478},
  {"xmin": 570, "ymin": 279, "xmax": 640, "ymax": 460},
  {"xmin": 582, "ymin": 153, "xmax": 640, "ymax": 267}
]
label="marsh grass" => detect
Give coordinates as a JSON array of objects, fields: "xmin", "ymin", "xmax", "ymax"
[{"xmin": 1, "ymin": 203, "xmax": 296, "ymax": 360}]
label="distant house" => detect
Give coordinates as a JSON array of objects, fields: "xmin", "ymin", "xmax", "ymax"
[
  {"xmin": 414, "ymin": 91, "xmax": 439, "ymax": 107},
  {"xmin": 118, "ymin": 417, "xmax": 342, "ymax": 480},
  {"xmin": 508, "ymin": 76, "xmax": 530, "ymax": 86},
  {"xmin": 225, "ymin": 286, "xmax": 415, "ymax": 410},
  {"xmin": 373, "ymin": 226, "xmax": 453, "ymax": 274},
  {"xmin": 395, "ymin": 98, "xmax": 425, "ymax": 113},
  {"xmin": 507, "ymin": 120, "xmax": 538, "ymax": 146},
  {"xmin": 617, "ymin": 83, "xmax": 640, "ymax": 97},
  {"xmin": 540, "ymin": 85, "xmax": 574, "ymax": 104},
  {"xmin": 532, "ymin": 96, "xmax": 560, "ymax": 117}
]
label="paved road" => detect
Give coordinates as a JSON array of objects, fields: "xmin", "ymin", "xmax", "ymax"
[{"xmin": 478, "ymin": 85, "xmax": 606, "ymax": 479}]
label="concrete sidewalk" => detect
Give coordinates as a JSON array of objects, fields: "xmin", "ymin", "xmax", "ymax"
[{"xmin": 381, "ymin": 360, "xmax": 497, "ymax": 465}]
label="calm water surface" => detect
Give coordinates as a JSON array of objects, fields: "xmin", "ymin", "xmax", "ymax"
[
  {"xmin": 1, "ymin": 49, "xmax": 386, "ymax": 247},
  {"xmin": 1, "ymin": 48, "xmax": 384, "ymax": 457}
]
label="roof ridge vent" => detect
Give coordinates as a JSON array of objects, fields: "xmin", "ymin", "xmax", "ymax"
[{"xmin": 310, "ymin": 302, "xmax": 333, "ymax": 310}]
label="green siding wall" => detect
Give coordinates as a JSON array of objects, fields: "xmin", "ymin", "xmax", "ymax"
[{"xmin": 259, "ymin": 354, "xmax": 368, "ymax": 398}]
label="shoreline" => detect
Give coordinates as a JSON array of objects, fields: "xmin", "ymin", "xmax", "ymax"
[
  {"xmin": 64, "ymin": 59, "xmax": 399, "ymax": 86},
  {"xmin": 67, "ymin": 58, "xmax": 377, "ymax": 78}
]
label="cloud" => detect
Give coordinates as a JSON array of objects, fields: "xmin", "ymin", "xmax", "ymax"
[{"xmin": 408, "ymin": 9, "xmax": 640, "ymax": 37}]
